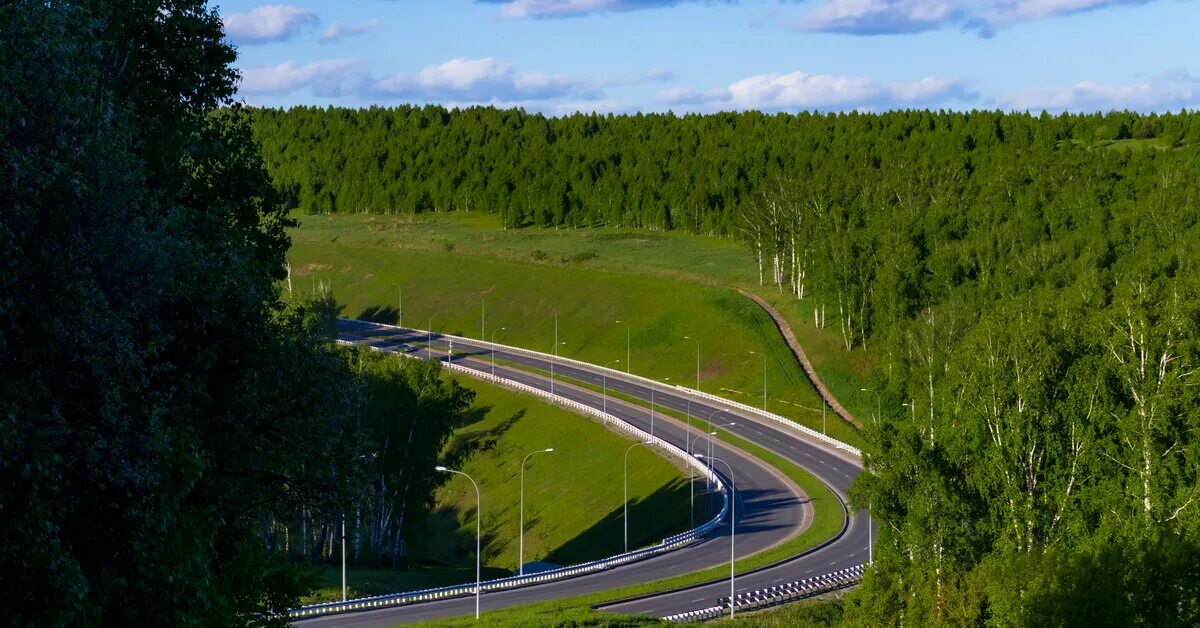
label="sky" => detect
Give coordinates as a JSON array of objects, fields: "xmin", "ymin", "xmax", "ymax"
[{"xmin": 212, "ymin": 0, "xmax": 1200, "ymax": 115}]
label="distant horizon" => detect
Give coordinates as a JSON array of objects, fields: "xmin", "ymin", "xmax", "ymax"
[
  {"xmin": 213, "ymin": 0, "xmax": 1200, "ymax": 115},
  {"xmin": 241, "ymin": 102, "xmax": 1200, "ymax": 118}
]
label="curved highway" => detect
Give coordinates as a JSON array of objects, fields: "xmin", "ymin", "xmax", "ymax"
[{"xmin": 305, "ymin": 319, "xmax": 869, "ymax": 626}]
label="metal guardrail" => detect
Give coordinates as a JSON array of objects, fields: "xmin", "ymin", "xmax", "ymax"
[
  {"xmin": 662, "ymin": 564, "xmax": 866, "ymax": 622},
  {"xmin": 289, "ymin": 336, "xmax": 731, "ymax": 620},
  {"xmin": 340, "ymin": 320, "xmax": 862, "ymax": 458}
]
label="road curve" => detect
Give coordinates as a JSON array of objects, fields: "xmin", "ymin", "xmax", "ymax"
[{"xmin": 302, "ymin": 320, "xmax": 869, "ymax": 626}]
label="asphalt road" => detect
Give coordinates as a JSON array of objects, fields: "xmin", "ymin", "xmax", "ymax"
[{"xmin": 301, "ymin": 320, "xmax": 869, "ymax": 626}]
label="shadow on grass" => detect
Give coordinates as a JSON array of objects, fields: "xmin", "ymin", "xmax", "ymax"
[
  {"xmin": 547, "ymin": 477, "xmax": 700, "ymax": 565},
  {"xmin": 442, "ymin": 408, "xmax": 525, "ymax": 466},
  {"xmin": 419, "ymin": 407, "xmax": 527, "ymax": 567},
  {"xmin": 359, "ymin": 304, "xmax": 400, "ymax": 324}
]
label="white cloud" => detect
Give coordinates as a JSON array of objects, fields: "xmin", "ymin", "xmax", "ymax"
[
  {"xmin": 487, "ymin": 0, "xmax": 703, "ymax": 19},
  {"xmin": 981, "ymin": 0, "xmax": 1152, "ymax": 27},
  {"xmin": 659, "ymin": 70, "xmax": 969, "ymax": 111},
  {"xmin": 797, "ymin": 0, "xmax": 1162, "ymax": 36},
  {"xmin": 320, "ymin": 19, "xmax": 380, "ymax": 43},
  {"xmin": 801, "ymin": 0, "xmax": 969, "ymax": 34},
  {"xmin": 223, "ymin": 4, "xmax": 318, "ymax": 44},
  {"xmin": 371, "ymin": 57, "xmax": 603, "ymax": 101},
  {"xmin": 238, "ymin": 59, "xmax": 359, "ymax": 95},
  {"xmin": 996, "ymin": 72, "xmax": 1200, "ymax": 112}
]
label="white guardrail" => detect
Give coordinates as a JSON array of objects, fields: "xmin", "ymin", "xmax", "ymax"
[
  {"xmin": 288, "ymin": 335, "xmax": 731, "ymax": 620},
  {"xmin": 663, "ymin": 564, "xmax": 866, "ymax": 622},
  {"xmin": 342, "ymin": 320, "xmax": 861, "ymax": 459}
]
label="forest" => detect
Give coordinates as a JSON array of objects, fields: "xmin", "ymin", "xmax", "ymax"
[
  {"xmin": 249, "ymin": 105, "xmax": 1200, "ymax": 234},
  {"xmin": 252, "ymin": 105, "xmax": 1200, "ymax": 624}
]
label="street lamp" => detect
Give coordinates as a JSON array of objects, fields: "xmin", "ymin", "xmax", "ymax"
[
  {"xmin": 551, "ymin": 309, "xmax": 559, "ymax": 395},
  {"xmin": 435, "ymin": 466, "xmax": 482, "ymax": 620},
  {"xmin": 648, "ymin": 376, "xmax": 668, "ymax": 438},
  {"xmin": 602, "ymin": 359, "xmax": 621, "ymax": 415},
  {"xmin": 427, "ymin": 316, "xmax": 434, "ymax": 360},
  {"xmin": 341, "ymin": 515, "xmax": 347, "ymax": 601},
  {"xmin": 615, "ymin": 320, "xmax": 631, "ymax": 374},
  {"xmin": 683, "ymin": 335, "xmax": 700, "ymax": 390},
  {"xmin": 398, "ymin": 285, "xmax": 403, "ymax": 328},
  {"xmin": 490, "ymin": 327, "xmax": 507, "ymax": 376},
  {"xmin": 749, "ymin": 351, "xmax": 767, "ymax": 412},
  {"xmin": 472, "ymin": 292, "xmax": 482, "ymax": 341},
  {"xmin": 696, "ymin": 454, "xmax": 737, "ymax": 618},
  {"xmin": 861, "ymin": 388, "xmax": 880, "ymax": 423},
  {"xmin": 707, "ymin": 410, "xmax": 735, "ymax": 510},
  {"xmin": 688, "ymin": 428, "xmax": 717, "ymax": 525},
  {"xmin": 624, "ymin": 440, "xmax": 653, "ymax": 553},
  {"xmin": 519, "ymin": 448, "xmax": 554, "ymax": 576}
]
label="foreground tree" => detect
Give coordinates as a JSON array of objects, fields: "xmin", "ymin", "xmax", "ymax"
[{"xmin": 0, "ymin": 2, "xmax": 362, "ymax": 624}]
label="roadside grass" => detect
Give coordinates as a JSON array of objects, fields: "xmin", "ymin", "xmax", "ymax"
[
  {"xmin": 290, "ymin": 217, "xmax": 863, "ymax": 445},
  {"xmin": 302, "ymin": 565, "xmax": 511, "ymax": 605},
  {"xmin": 303, "ymin": 373, "xmax": 694, "ymax": 605}
]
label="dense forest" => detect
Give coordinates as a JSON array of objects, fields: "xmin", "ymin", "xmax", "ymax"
[
  {"xmin": 0, "ymin": 3, "xmax": 474, "ymax": 625},
  {"xmin": 249, "ymin": 105, "xmax": 1200, "ymax": 234},
  {"xmin": 252, "ymin": 105, "xmax": 1200, "ymax": 624}
]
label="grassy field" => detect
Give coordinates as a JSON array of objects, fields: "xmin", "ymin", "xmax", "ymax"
[
  {"xmin": 303, "ymin": 373, "xmax": 696, "ymax": 604},
  {"xmin": 289, "ymin": 212, "xmax": 870, "ymax": 444}
]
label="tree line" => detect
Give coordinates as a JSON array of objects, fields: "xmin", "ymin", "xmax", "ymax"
[{"xmin": 248, "ymin": 104, "xmax": 1200, "ymax": 237}]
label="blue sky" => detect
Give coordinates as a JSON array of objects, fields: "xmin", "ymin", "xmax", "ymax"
[{"xmin": 213, "ymin": 0, "xmax": 1200, "ymax": 115}]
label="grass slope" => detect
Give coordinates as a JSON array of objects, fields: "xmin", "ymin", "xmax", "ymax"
[
  {"xmin": 290, "ymin": 213, "xmax": 863, "ymax": 446},
  {"xmin": 303, "ymin": 373, "xmax": 693, "ymax": 604}
]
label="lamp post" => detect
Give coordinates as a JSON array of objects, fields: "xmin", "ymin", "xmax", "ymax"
[
  {"xmin": 551, "ymin": 309, "xmax": 559, "ymax": 395},
  {"xmin": 398, "ymin": 285, "xmax": 403, "ymax": 328},
  {"xmin": 696, "ymin": 454, "xmax": 737, "ymax": 618},
  {"xmin": 480, "ymin": 291, "xmax": 489, "ymax": 340},
  {"xmin": 685, "ymin": 399, "xmax": 693, "ymax": 525},
  {"xmin": 749, "ymin": 351, "xmax": 767, "ymax": 411},
  {"xmin": 490, "ymin": 327, "xmax": 507, "ymax": 376},
  {"xmin": 341, "ymin": 515, "xmax": 346, "ymax": 602},
  {"xmin": 435, "ymin": 466, "xmax": 481, "ymax": 620},
  {"xmin": 707, "ymin": 410, "xmax": 735, "ymax": 510},
  {"xmin": 861, "ymin": 388, "xmax": 880, "ymax": 423},
  {"xmin": 624, "ymin": 440, "xmax": 652, "ymax": 553},
  {"xmin": 688, "ymin": 428, "xmax": 717, "ymax": 524},
  {"xmin": 683, "ymin": 335, "xmax": 700, "ymax": 390},
  {"xmin": 427, "ymin": 316, "xmax": 434, "ymax": 360},
  {"xmin": 649, "ymin": 377, "xmax": 668, "ymax": 438},
  {"xmin": 615, "ymin": 320, "xmax": 630, "ymax": 374},
  {"xmin": 519, "ymin": 448, "xmax": 554, "ymax": 576},
  {"xmin": 602, "ymin": 359, "xmax": 621, "ymax": 415}
]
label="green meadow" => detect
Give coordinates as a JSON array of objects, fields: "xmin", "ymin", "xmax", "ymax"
[{"xmin": 290, "ymin": 212, "xmax": 870, "ymax": 444}]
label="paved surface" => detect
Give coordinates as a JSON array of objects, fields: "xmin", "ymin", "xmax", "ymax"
[{"xmin": 298, "ymin": 320, "xmax": 870, "ymax": 626}]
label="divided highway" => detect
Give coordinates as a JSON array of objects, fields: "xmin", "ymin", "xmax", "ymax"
[{"xmin": 303, "ymin": 319, "xmax": 870, "ymax": 626}]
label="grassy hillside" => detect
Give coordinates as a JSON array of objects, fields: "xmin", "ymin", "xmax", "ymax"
[
  {"xmin": 431, "ymin": 374, "xmax": 699, "ymax": 569},
  {"xmin": 304, "ymin": 372, "xmax": 694, "ymax": 604},
  {"xmin": 289, "ymin": 213, "xmax": 866, "ymax": 445}
]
